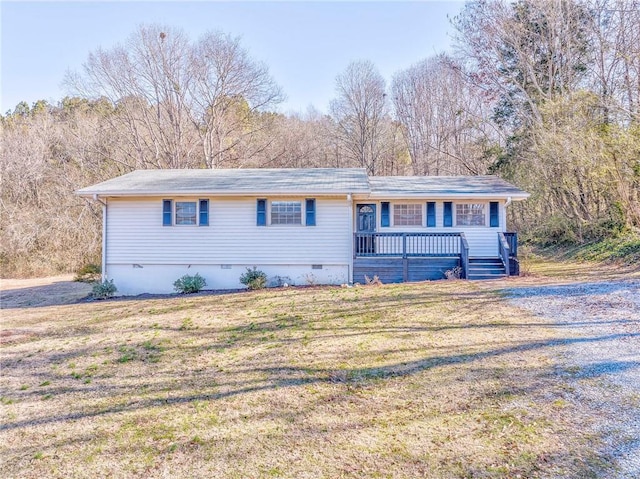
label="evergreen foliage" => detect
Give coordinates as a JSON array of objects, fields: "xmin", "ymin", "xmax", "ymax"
[{"xmin": 173, "ymin": 274, "xmax": 207, "ymax": 294}]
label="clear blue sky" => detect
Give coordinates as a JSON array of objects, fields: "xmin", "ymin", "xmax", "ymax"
[{"xmin": 1, "ymin": 1, "xmax": 464, "ymax": 114}]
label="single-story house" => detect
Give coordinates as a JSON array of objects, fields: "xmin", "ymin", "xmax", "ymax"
[{"xmin": 76, "ymin": 168, "xmax": 529, "ymax": 295}]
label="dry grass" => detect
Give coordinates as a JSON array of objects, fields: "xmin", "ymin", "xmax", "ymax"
[{"xmin": 1, "ymin": 260, "xmax": 635, "ymax": 478}]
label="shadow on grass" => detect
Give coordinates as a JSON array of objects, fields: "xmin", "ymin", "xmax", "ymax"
[
  {"xmin": 1, "ymin": 281, "xmax": 92, "ymax": 309},
  {"xmin": 2, "ymin": 331, "xmax": 638, "ymax": 432}
]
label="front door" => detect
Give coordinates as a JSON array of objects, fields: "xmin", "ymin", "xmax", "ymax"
[{"xmin": 356, "ymin": 204, "xmax": 376, "ymax": 254}]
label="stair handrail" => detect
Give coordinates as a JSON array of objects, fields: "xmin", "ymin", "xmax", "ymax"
[
  {"xmin": 498, "ymin": 232, "xmax": 511, "ymax": 277},
  {"xmin": 460, "ymin": 232, "xmax": 470, "ymax": 279}
]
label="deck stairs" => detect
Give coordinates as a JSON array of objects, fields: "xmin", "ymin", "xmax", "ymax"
[{"xmin": 467, "ymin": 257, "xmax": 507, "ymax": 280}]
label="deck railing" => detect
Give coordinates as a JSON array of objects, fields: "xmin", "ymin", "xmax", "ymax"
[
  {"xmin": 498, "ymin": 232, "xmax": 511, "ymax": 277},
  {"xmin": 503, "ymin": 232, "xmax": 518, "ymax": 257},
  {"xmin": 460, "ymin": 233, "xmax": 470, "ymax": 279},
  {"xmin": 354, "ymin": 232, "xmax": 461, "ymax": 258}
]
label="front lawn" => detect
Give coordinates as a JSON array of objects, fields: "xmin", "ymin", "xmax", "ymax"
[{"xmin": 1, "ymin": 261, "xmax": 634, "ymax": 478}]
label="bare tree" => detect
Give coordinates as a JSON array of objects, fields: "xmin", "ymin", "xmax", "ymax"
[
  {"xmin": 66, "ymin": 24, "xmax": 283, "ymax": 169},
  {"xmin": 452, "ymin": 0, "xmax": 640, "ymax": 236},
  {"xmin": 392, "ymin": 54, "xmax": 502, "ymax": 176},
  {"xmin": 0, "ymin": 101, "xmax": 113, "ymax": 276},
  {"xmin": 453, "ymin": 0, "xmax": 591, "ymax": 128},
  {"xmin": 329, "ymin": 60, "xmax": 389, "ymax": 175},
  {"xmin": 66, "ymin": 25, "xmax": 197, "ymax": 168},
  {"xmin": 586, "ymin": 0, "xmax": 640, "ymax": 122},
  {"xmin": 189, "ymin": 31, "xmax": 284, "ymax": 168}
]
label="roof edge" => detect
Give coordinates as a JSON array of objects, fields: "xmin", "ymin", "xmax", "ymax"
[{"xmin": 76, "ymin": 190, "xmax": 364, "ymax": 198}]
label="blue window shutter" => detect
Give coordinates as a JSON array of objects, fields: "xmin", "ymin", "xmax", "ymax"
[
  {"xmin": 162, "ymin": 200, "xmax": 172, "ymax": 226},
  {"xmin": 381, "ymin": 202, "xmax": 390, "ymax": 227},
  {"xmin": 256, "ymin": 199, "xmax": 266, "ymax": 226},
  {"xmin": 199, "ymin": 199, "xmax": 209, "ymax": 226},
  {"xmin": 305, "ymin": 198, "xmax": 316, "ymax": 226},
  {"xmin": 443, "ymin": 202, "xmax": 453, "ymax": 227},
  {"xmin": 490, "ymin": 201, "xmax": 499, "ymax": 227},
  {"xmin": 426, "ymin": 202, "xmax": 436, "ymax": 227}
]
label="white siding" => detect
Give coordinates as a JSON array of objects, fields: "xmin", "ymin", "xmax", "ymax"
[
  {"xmin": 106, "ymin": 196, "xmax": 351, "ymax": 294},
  {"xmin": 108, "ymin": 264, "xmax": 349, "ymax": 295}
]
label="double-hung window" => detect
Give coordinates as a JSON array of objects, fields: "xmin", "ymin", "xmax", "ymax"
[
  {"xmin": 455, "ymin": 203, "xmax": 486, "ymax": 226},
  {"xmin": 257, "ymin": 199, "xmax": 316, "ymax": 226},
  {"xmin": 393, "ymin": 204, "xmax": 422, "ymax": 226},
  {"xmin": 175, "ymin": 201, "xmax": 197, "ymax": 225},
  {"xmin": 271, "ymin": 201, "xmax": 302, "ymax": 225},
  {"xmin": 163, "ymin": 199, "xmax": 209, "ymax": 226}
]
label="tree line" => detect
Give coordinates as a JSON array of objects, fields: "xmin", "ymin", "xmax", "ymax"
[{"xmin": 1, "ymin": 0, "xmax": 638, "ymax": 277}]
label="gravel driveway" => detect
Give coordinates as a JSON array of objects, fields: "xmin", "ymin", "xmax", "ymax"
[{"xmin": 507, "ymin": 279, "xmax": 640, "ymax": 479}]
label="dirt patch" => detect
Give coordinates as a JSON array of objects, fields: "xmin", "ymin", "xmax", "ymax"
[{"xmin": 1, "ymin": 275, "xmax": 92, "ymax": 309}]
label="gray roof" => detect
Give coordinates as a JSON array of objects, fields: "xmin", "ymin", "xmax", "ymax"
[
  {"xmin": 77, "ymin": 168, "xmax": 528, "ymax": 199},
  {"xmin": 76, "ymin": 168, "xmax": 371, "ymax": 196},
  {"xmin": 368, "ymin": 176, "xmax": 529, "ymax": 199}
]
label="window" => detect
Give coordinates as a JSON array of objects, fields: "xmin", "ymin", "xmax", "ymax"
[
  {"xmin": 456, "ymin": 203, "xmax": 486, "ymax": 226},
  {"xmin": 271, "ymin": 201, "xmax": 302, "ymax": 225},
  {"xmin": 176, "ymin": 201, "xmax": 197, "ymax": 225},
  {"xmin": 393, "ymin": 204, "xmax": 422, "ymax": 226},
  {"xmin": 162, "ymin": 199, "xmax": 209, "ymax": 226}
]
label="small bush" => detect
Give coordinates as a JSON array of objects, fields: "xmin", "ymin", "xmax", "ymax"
[
  {"xmin": 444, "ymin": 266, "xmax": 463, "ymax": 280},
  {"xmin": 240, "ymin": 267, "xmax": 267, "ymax": 290},
  {"xmin": 269, "ymin": 275, "xmax": 292, "ymax": 287},
  {"xmin": 364, "ymin": 274, "xmax": 383, "ymax": 286},
  {"xmin": 303, "ymin": 273, "xmax": 318, "ymax": 286},
  {"xmin": 173, "ymin": 273, "xmax": 206, "ymax": 294},
  {"xmin": 74, "ymin": 263, "xmax": 101, "ymax": 283},
  {"xmin": 517, "ymin": 245, "xmax": 535, "ymax": 277},
  {"xmin": 91, "ymin": 279, "xmax": 117, "ymax": 299}
]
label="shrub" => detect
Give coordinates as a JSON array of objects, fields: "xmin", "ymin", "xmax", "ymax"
[
  {"xmin": 91, "ymin": 279, "xmax": 117, "ymax": 299},
  {"xmin": 74, "ymin": 263, "xmax": 101, "ymax": 283},
  {"xmin": 534, "ymin": 215, "xmax": 578, "ymax": 245},
  {"xmin": 173, "ymin": 273, "xmax": 206, "ymax": 294},
  {"xmin": 444, "ymin": 266, "xmax": 463, "ymax": 280},
  {"xmin": 269, "ymin": 275, "xmax": 292, "ymax": 287},
  {"xmin": 364, "ymin": 274, "xmax": 383, "ymax": 286},
  {"xmin": 240, "ymin": 267, "xmax": 267, "ymax": 290},
  {"xmin": 303, "ymin": 273, "xmax": 318, "ymax": 286}
]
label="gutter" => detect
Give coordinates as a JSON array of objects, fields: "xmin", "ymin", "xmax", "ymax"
[
  {"xmin": 347, "ymin": 193, "xmax": 353, "ymax": 284},
  {"xmin": 364, "ymin": 193, "xmax": 529, "ymax": 200},
  {"xmin": 77, "ymin": 190, "xmax": 371, "ymax": 198},
  {"xmin": 93, "ymin": 194, "xmax": 107, "ymax": 282}
]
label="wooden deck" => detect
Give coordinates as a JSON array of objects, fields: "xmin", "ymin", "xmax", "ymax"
[
  {"xmin": 353, "ymin": 232, "xmax": 518, "ymax": 282},
  {"xmin": 354, "ymin": 257, "xmax": 460, "ymax": 283}
]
